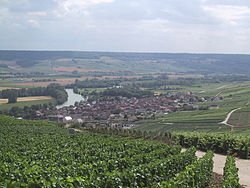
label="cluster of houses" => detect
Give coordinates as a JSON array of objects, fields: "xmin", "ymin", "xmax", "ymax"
[{"xmin": 35, "ymin": 92, "xmax": 222, "ymax": 129}]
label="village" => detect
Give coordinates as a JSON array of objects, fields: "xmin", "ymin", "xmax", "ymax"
[{"xmin": 35, "ymin": 91, "xmax": 222, "ymax": 129}]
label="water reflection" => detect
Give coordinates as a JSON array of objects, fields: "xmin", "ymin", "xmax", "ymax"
[{"xmin": 56, "ymin": 89, "xmax": 85, "ymax": 109}]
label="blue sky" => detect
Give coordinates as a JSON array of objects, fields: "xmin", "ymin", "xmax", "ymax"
[{"xmin": 0, "ymin": 0, "xmax": 250, "ymax": 53}]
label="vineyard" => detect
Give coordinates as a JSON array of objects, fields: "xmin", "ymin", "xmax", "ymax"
[
  {"xmin": 84, "ymin": 127, "xmax": 250, "ymax": 159},
  {"xmin": 0, "ymin": 116, "xmax": 240, "ymax": 187}
]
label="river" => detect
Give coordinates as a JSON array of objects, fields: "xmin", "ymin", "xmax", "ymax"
[{"xmin": 56, "ymin": 89, "xmax": 85, "ymax": 109}]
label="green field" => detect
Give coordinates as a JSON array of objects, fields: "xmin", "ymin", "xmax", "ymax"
[
  {"xmin": 228, "ymin": 106, "xmax": 250, "ymax": 126},
  {"xmin": 0, "ymin": 84, "xmax": 34, "ymax": 88},
  {"xmin": 135, "ymin": 81, "xmax": 250, "ymax": 134},
  {"xmin": 0, "ymin": 99, "xmax": 55, "ymax": 111},
  {"xmin": 135, "ymin": 109, "xmax": 231, "ymax": 133},
  {"xmin": 0, "ymin": 79, "xmax": 34, "ymax": 88}
]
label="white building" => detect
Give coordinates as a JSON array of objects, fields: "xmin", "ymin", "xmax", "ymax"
[{"xmin": 63, "ymin": 116, "xmax": 73, "ymax": 122}]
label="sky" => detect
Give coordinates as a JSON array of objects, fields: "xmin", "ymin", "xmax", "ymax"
[{"xmin": 0, "ymin": 0, "xmax": 250, "ymax": 54}]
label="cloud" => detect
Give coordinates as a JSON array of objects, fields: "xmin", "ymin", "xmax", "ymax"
[
  {"xmin": 203, "ymin": 5, "xmax": 250, "ymax": 25},
  {"xmin": 27, "ymin": 19, "xmax": 40, "ymax": 28},
  {"xmin": 27, "ymin": 12, "xmax": 48, "ymax": 16},
  {"xmin": 0, "ymin": 0, "xmax": 250, "ymax": 53},
  {"xmin": 55, "ymin": 0, "xmax": 114, "ymax": 16}
]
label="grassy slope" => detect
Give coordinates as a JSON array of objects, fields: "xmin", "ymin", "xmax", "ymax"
[
  {"xmin": 228, "ymin": 106, "xmax": 250, "ymax": 126},
  {"xmin": 1, "ymin": 51, "xmax": 250, "ymax": 74},
  {"xmin": 0, "ymin": 99, "xmax": 55, "ymax": 111},
  {"xmin": 0, "ymin": 80, "xmax": 34, "ymax": 88},
  {"xmin": 135, "ymin": 82, "xmax": 250, "ymax": 134}
]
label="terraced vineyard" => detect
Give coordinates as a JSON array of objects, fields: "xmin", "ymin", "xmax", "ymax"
[
  {"xmin": 135, "ymin": 81, "xmax": 250, "ymax": 135},
  {"xmin": 0, "ymin": 116, "xmax": 239, "ymax": 187}
]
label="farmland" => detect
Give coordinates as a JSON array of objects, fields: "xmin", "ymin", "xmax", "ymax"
[
  {"xmin": 0, "ymin": 115, "xmax": 240, "ymax": 187},
  {"xmin": 0, "ymin": 76, "xmax": 145, "ymax": 88},
  {"xmin": 228, "ymin": 106, "xmax": 250, "ymax": 126},
  {"xmin": 0, "ymin": 99, "xmax": 54, "ymax": 111},
  {"xmin": 0, "ymin": 96, "xmax": 54, "ymax": 112},
  {"xmin": 0, "ymin": 96, "xmax": 53, "ymax": 104},
  {"xmin": 1, "ymin": 50, "xmax": 250, "ymax": 74},
  {"xmin": 0, "ymin": 87, "xmax": 20, "ymax": 91},
  {"xmin": 135, "ymin": 81, "xmax": 250, "ymax": 135},
  {"xmin": 0, "ymin": 78, "xmax": 77, "ymax": 88}
]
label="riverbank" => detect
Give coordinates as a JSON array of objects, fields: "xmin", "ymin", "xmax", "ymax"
[{"xmin": 56, "ymin": 89, "xmax": 85, "ymax": 109}]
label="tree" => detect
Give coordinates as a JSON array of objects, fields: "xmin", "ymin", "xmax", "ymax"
[
  {"xmin": 9, "ymin": 106, "xmax": 21, "ymax": 116},
  {"xmin": 8, "ymin": 90, "xmax": 17, "ymax": 103}
]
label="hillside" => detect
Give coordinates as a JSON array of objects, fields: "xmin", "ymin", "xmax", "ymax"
[
  {"xmin": 0, "ymin": 115, "xmax": 242, "ymax": 187},
  {"xmin": 134, "ymin": 81, "xmax": 250, "ymax": 135},
  {"xmin": 1, "ymin": 50, "xmax": 250, "ymax": 74},
  {"xmin": 0, "ymin": 116, "xmax": 192, "ymax": 186}
]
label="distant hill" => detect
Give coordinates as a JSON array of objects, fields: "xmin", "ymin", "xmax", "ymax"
[{"xmin": 0, "ymin": 50, "xmax": 250, "ymax": 74}]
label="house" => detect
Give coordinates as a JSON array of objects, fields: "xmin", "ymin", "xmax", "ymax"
[
  {"xmin": 36, "ymin": 111, "xmax": 44, "ymax": 117},
  {"xmin": 48, "ymin": 115, "xmax": 61, "ymax": 121},
  {"xmin": 209, "ymin": 105, "xmax": 219, "ymax": 110},
  {"xmin": 211, "ymin": 97, "xmax": 221, "ymax": 101},
  {"xmin": 76, "ymin": 118, "xmax": 83, "ymax": 124},
  {"xmin": 128, "ymin": 116, "xmax": 138, "ymax": 122},
  {"xmin": 63, "ymin": 116, "xmax": 73, "ymax": 122}
]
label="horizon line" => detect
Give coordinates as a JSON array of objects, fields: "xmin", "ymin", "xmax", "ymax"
[{"xmin": 0, "ymin": 49, "xmax": 250, "ymax": 55}]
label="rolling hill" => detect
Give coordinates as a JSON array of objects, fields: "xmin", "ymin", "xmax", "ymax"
[{"xmin": 0, "ymin": 50, "xmax": 250, "ymax": 74}]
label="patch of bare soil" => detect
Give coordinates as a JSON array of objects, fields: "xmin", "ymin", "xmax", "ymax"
[
  {"xmin": 207, "ymin": 173, "xmax": 223, "ymax": 188},
  {"xmin": 0, "ymin": 96, "xmax": 52, "ymax": 104},
  {"xmin": 0, "ymin": 87, "xmax": 19, "ymax": 91}
]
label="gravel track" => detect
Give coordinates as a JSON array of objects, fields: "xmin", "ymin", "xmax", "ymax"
[{"xmin": 195, "ymin": 150, "xmax": 250, "ymax": 188}]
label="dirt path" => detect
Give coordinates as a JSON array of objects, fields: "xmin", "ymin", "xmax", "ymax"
[
  {"xmin": 216, "ymin": 85, "xmax": 228, "ymax": 90},
  {"xmin": 219, "ymin": 108, "xmax": 242, "ymax": 130},
  {"xmin": 215, "ymin": 91, "xmax": 223, "ymax": 97},
  {"xmin": 219, "ymin": 99, "xmax": 250, "ymax": 129},
  {"xmin": 195, "ymin": 150, "xmax": 250, "ymax": 188}
]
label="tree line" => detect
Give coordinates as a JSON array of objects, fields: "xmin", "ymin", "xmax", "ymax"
[
  {"xmin": 0, "ymin": 83, "xmax": 68, "ymax": 105},
  {"xmin": 68, "ymin": 74, "xmax": 250, "ymax": 90},
  {"xmin": 3, "ymin": 103, "xmax": 55, "ymax": 119},
  {"xmin": 93, "ymin": 88, "xmax": 153, "ymax": 98}
]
